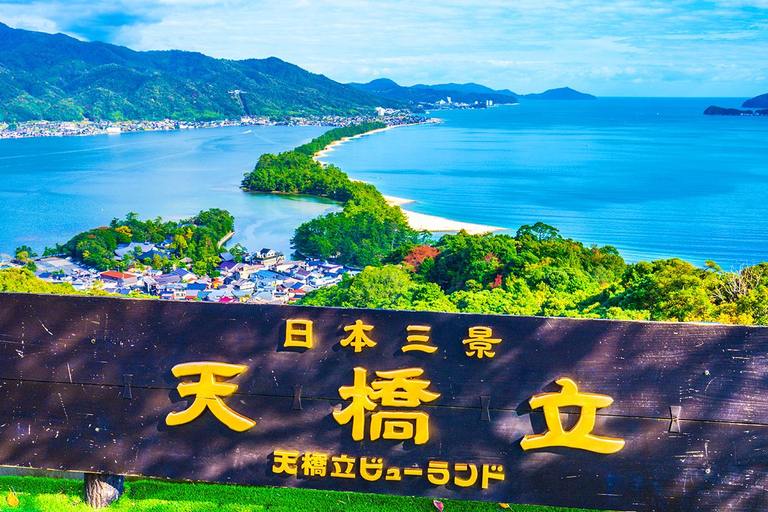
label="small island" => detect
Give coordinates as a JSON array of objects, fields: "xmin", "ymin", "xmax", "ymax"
[
  {"xmin": 704, "ymin": 93, "xmax": 768, "ymax": 116},
  {"xmin": 521, "ymin": 87, "xmax": 596, "ymax": 100},
  {"xmin": 704, "ymin": 105, "xmax": 768, "ymax": 116}
]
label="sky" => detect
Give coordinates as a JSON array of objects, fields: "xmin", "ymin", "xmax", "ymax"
[{"xmin": 1, "ymin": 0, "xmax": 767, "ymax": 96}]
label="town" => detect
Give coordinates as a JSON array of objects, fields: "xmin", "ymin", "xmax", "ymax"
[
  {"xmin": 0, "ymin": 243, "xmax": 359, "ymax": 304},
  {"xmin": 0, "ymin": 111, "xmax": 427, "ymax": 139}
]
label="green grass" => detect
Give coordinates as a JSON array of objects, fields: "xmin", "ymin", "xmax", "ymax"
[{"xmin": 0, "ymin": 475, "xmax": 594, "ymax": 511}]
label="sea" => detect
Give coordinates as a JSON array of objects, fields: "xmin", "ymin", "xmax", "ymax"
[
  {"xmin": 324, "ymin": 97, "xmax": 768, "ymax": 268},
  {"xmin": 0, "ymin": 125, "xmax": 335, "ymax": 257},
  {"xmin": 1, "ymin": 97, "xmax": 766, "ymax": 268}
]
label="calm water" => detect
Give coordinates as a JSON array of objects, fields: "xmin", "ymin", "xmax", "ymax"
[
  {"xmin": 0, "ymin": 125, "xmax": 335, "ymax": 257},
  {"xmin": 2, "ymin": 99, "xmax": 767, "ymax": 268},
  {"xmin": 324, "ymin": 98, "xmax": 768, "ymax": 268}
]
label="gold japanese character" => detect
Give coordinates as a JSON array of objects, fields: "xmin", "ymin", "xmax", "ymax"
[
  {"xmin": 301, "ymin": 452, "xmax": 328, "ymax": 477},
  {"xmin": 370, "ymin": 368, "xmax": 441, "ymax": 407},
  {"xmin": 334, "ymin": 367, "xmax": 440, "ymax": 445},
  {"xmin": 454, "ymin": 463, "xmax": 478, "ymax": 487},
  {"xmin": 285, "ymin": 319, "xmax": 314, "ymax": 349},
  {"xmin": 427, "ymin": 461, "xmax": 450, "ymax": 485},
  {"xmin": 402, "ymin": 325, "xmax": 437, "ymax": 353},
  {"xmin": 403, "ymin": 467, "xmax": 423, "ymax": 477},
  {"xmin": 521, "ymin": 377, "xmax": 625, "ymax": 454},
  {"xmin": 272, "ymin": 450, "xmax": 299, "ymax": 475},
  {"xmin": 385, "ymin": 468, "xmax": 402, "ymax": 481},
  {"xmin": 370, "ymin": 411, "xmax": 431, "ymax": 444},
  {"xmin": 481, "ymin": 464, "xmax": 505, "ymax": 489},
  {"xmin": 359, "ymin": 457, "xmax": 384, "ymax": 481},
  {"xmin": 340, "ymin": 319, "xmax": 377, "ymax": 352},
  {"xmin": 330, "ymin": 454, "xmax": 356, "ymax": 478},
  {"xmin": 463, "ymin": 326, "xmax": 501, "ymax": 358},
  {"xmin": 333, "ymin": 367, "xmax": 377, "ymax": 441},
  {"xmin": 165, "ymin": 362, "xmax": 256, "ymax": 432}
]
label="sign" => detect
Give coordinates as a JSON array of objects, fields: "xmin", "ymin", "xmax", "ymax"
[{"xmin": 0, "ymin": 293, "xmax": 767, "ymax": 510}]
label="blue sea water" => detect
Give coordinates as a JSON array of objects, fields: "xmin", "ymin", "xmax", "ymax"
[
  {"xmin": 323, "ymin": 98, "xmax": 768, "ymax": 268},
  {"xmin": 1, "ymin": 98, "xmax": 767, "ymax": 268},
  {"xmin": 0, "ymin": 125, "xmax": 335, "ymax": 257}
]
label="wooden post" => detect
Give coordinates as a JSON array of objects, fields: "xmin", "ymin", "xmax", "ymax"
[{"xmin": 84, "ymin": 473, "xmax": 124, "ymax": 508}]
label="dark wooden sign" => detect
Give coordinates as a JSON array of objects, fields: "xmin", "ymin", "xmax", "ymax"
[{"xmin": 1, "ymin": 292, "xmax": 768, "ymax": 510}]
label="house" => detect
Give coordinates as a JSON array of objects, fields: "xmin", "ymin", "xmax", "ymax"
[
  {"xmin": 171, "ymin": 268, "xmax": 196, "ymax": 281},
  {"xmin": 252, "ymin": 269, "xmax": 285, "ymax": 288},
  {"xmin": 251, "ymin": 248, "xmax": 285, "ymax": 266},
  {"xmin": 100, "ymin": 271, "xmax": 139, "ymax": 287},
  {"xmin": 234, "ymin": 279, "xmax": 255, "ymax": 292},
  {"xmin": 274, "ymin": 260, "xmax": 304, "ymax": 273},
  {"xmin": 154, "ymin": 274, "xmax": 181, "ymax": 287},
  {"xmin": 216, "ymin": 260, "xmax": 239, "ymax": 274},
  {"xmin": 232, "ymin": 289, "xmax": 252, "ymax": 301},
  {"xmin": 187, "ymin": 282, "xmax": 208, "ymax": 292},
  {"xmin": 114, "ymin": 242, "xmax": 156, "ymax": 260},
  {"xmin": 233, "ymin": 264, "xmax": 263, "ymax": 280},
  {"xmin": 170, "ymin": 284, "xmax": 187, "ymax": 301},
  {"xmin": 292, "ymin": 269, "xmax": 312, "ymax": 282}
]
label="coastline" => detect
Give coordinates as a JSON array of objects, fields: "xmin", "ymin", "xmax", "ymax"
[
  {"xmin": 315, "ymin": 122, "xmax": 505, "ymax": 236},
  {"xmin": 313, "ymin": 122, "xmax": 431, "ymax": 162}
]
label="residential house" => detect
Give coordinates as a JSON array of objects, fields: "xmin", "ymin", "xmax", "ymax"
[{"xmin": 251, "ymin": 248, "xmax": 285, "ymax": 267}]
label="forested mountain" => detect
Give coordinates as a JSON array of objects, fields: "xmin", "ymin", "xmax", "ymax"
[
  {"xmin": 412, "ymin": 82, "xmax": 519, "ymax": 98},
  {"xmin": 743, "ymin": 93, "xmax": 768, "ymax": 108},
  {"xmin": 348, "ymin": 78, "xmax": 518, "ymax": 105},
  {"xmin": 349, "ymin": 79, "xmax": 598, "ymax": 105},
  {"xmin": 0, "ymin": 22, "xmax": 392, "ymax": 122}
]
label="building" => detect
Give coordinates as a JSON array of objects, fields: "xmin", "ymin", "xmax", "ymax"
[{"xmin": 251, "ymin": 248, "xmax": 285, "ymax": 267}]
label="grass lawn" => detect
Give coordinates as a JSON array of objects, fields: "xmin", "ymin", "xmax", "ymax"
[{"xmin": 0, "ymin": 475, "xmax": 596, "ymax": 511}]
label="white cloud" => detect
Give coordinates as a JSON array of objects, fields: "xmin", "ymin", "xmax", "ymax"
[{"xmin": 0, "ymin": 0, "xmax": 766, "ymax": 95}]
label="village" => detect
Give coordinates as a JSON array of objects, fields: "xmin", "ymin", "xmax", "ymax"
[{"xmin": 0, "ymin": 242, "xmax": 359, "ymax": 304}]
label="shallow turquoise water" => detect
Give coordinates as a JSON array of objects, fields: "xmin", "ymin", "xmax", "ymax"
[
  {"xmin": 323, "ymin": 98, "xmax": 768, "ymax": 268},
  {"xmin": 0, "ymin": 125, "xmax": 335, "ymax": 257}
]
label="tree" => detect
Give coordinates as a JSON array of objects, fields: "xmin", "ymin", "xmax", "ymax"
[{"xmin": 14, "ymin": 245, "xmax": 37, "ymax": 262}]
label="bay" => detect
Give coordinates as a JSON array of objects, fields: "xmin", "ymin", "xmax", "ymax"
[
  {"xmin": 322, "ymin": 98, "xmax": 768, "ymax": 268},
  {"xmin": 0, "ymin": 125, "xmax": 336, "ymax": 257}
]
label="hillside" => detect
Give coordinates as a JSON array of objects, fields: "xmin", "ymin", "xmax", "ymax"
[
  {"xmin": 743, "ymin": 93, "xmax": 768, "ymax": 108},
  {"xmin": 0, "ymin": 22, "xmax": 392, "ymax": 122},
  {"xmin": 348, "ymin": 78, "xmax": 518, "ymax": 105}
]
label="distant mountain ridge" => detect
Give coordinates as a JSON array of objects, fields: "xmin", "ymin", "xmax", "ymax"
[
  {"xmin": 412, "ymin": 82, "xmax": 519, "ymax": 98},
  {"xmin": 348, "ymin": 78, "xmax": 518, "ymax": 106},
  {"xmin": 0, "ymin": 22, "xmax": 391, "ymax": 123},
  {"xmin": 348, "ymin": 79, "xmax": 596, "ymax": 105},
  {"xmin": 522, "ymin": 87, "xmax": 596, "ymax": 100}
]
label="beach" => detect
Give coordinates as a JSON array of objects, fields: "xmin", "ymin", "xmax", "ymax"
[
  {"xmin": 315, "ymin": 122, "xmax": 504, "ymax": 236},
  {"xmin": 382, "ymin": 194, "xmax": 503, "ymax": 234}
]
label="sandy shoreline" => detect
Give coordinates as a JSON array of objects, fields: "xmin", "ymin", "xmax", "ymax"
[
  {"xmin": 313, "ymin": 124, "xmax": 414, "ymax": 162},
  {"xmin": 314, "ymin": 122, "xmax": 504, "ymax": 235},
  {"xmin": 381, "ymin": 195, "xmax": 503, "ymax": 234}
]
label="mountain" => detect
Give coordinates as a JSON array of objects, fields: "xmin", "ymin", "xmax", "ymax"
[
  {"xmin": 743, "ymin": 93, "xmax": 768, "ymax": 108},
  {"xmin": 0, "ymin": 22, "xmax": 392, "ymax": 123},
  {"xmin": 348, "ymin": 78, "xmax": 518, "ymax": 105},
  {"xmin": 522, "ymin": 87, "xmax": 596, "ymax": 100},
  {"xmin": 412, "ymin": 82, "xmax": 518, "ymax": 98}
]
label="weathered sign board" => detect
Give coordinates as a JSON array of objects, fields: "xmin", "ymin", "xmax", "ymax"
[{"xmin": 1, "ymin": 292, "xmax": 768, "ymax": 510}]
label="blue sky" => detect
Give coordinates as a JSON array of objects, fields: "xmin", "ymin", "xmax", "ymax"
[{"xmin": 1, "ymin": 0, "xmax": 767, "ymax": 96}]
